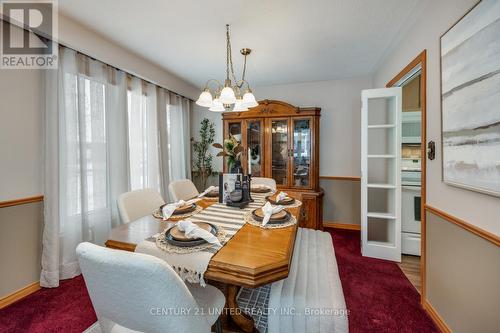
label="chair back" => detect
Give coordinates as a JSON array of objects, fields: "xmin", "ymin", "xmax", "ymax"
[
  {"xmin": 252, "ymin": 177, "xmax": 277, "ymax": 191},
  {"xmin": 117, "ymin": 189, "xmax": 165, "ymax": 223},
  {"xmin": 168, "ymin": 179, "xmax": 199, "ymax": 201},
  {"xmin": 76, "ymin": 242, "xmax": 210, "ymax": 333}
]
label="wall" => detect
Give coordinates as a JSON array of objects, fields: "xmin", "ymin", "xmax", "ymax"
[
  {"xmin": 373, "ymin": 0, "xmax": 500, "ymax": 331},
  {"xmin": 0, "ymin": 18, "xmax": 197, "ymax": 300},
  {"xmin": 0, "ymin": 203, "xmax": 43, "ymax": 299}
]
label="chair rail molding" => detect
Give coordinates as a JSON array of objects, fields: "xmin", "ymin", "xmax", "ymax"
[
  {"xmin": 0, "ymin": 195, "xmax": 44, "ymax": 208},
  {"xmin": 425, "ymin": 204, "xmax": 500, "ymax": 246},
  {"xmin": 319, "ymin": 176, "xmax": 361, "ymax": 181}
]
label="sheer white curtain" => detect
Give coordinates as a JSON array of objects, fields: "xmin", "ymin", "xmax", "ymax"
[
  {"xmin": 41, "ymin": 47, "xmax": 129, "ymax": 287},
  {"xmin": 167, "ymin": 93, "xmax": 191, "ymax": 183},
  {"xmin": 127, "ymin": 77, "xmax": 160, "ymax": 192},
  {"xmin": 156, "ymin": 87, "xmax": 171, "ymax": 200}
]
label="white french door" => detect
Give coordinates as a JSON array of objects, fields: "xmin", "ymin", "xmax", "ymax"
[{"xmin": 361, "ymin": 88, "xmax": 402, "ymax": 262}]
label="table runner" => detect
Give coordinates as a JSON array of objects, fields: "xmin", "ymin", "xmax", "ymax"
[{"xmin": 135, "ymin": 193, "xmax": 269, "ymax": 286}]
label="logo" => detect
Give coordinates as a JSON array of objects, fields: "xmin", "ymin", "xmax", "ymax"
[{"xmin": 1, "ymin": 0, "xmax": 58, "ymax": 69}]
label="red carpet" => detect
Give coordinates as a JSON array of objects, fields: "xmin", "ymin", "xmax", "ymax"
[
  {"xmin": 328, "ymin": 228, "xmax": 438, "ymax": 333},
  {"xmin": 0, "ymin": 229, "xmax": 438, "ymax": 333},
  {"xmin": 0, "ymin": 276, "xmax": 96, "ymax": 333}
]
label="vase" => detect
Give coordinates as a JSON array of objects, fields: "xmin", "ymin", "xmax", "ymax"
[{"xmin": 230, "ymin": 160, "xmax": 242, "ymax": 174}]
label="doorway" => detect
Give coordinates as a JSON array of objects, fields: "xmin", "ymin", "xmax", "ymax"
[{"xmin": 386, "ymin": 50, "xmax": 427, "ymax": 300}]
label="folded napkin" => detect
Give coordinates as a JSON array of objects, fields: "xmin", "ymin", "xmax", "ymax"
[
  {"xmin": 261, "ymin": 201, "xmax": 284, "ymax": 226},
  {"xmin": 177, "ymin": 219, "xmax": 221, "ymax": 247},
  {"xmin": 198, "ymin": 185, "xmax": 218, "ymax": 198},
  {"xmin": 162, "ymin": 199, "xmax": 199, "ymax": 220},
  {"xmin": 276, "ymin": 191, "xmax": 288, "ymax": 202}
]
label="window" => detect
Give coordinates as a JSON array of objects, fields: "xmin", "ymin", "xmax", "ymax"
[
  {"xmin": 63, "ymin": 73, "xmax": 108, "ymax": 216},
  {"xmin": 127, "ymin": 89, "xmax": 160, "ymax": 191}
]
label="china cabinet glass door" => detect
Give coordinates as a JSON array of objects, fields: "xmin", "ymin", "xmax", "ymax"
[
  {"xmin": 246, "ymin": 120, "xmax": 263, "ymax": 176},
  {"xmin": 270, "ymin": 119, "xmax": 289, "ymax": 187},
  {"xmin": 292, "ymin": 118, "xmax": 312, "ymax": 188}
]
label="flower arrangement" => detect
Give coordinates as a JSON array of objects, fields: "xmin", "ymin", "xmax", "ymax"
[{"xmin": 213, "ymin": 134, "xmax": 244, "ymax": 172}]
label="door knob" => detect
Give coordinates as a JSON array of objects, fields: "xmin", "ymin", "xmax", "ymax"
[{"xmin": 427, "ymin": 141, "xmax": 435, "ymax": 160}]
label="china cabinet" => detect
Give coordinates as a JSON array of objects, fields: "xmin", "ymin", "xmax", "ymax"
[{"xmin": 222, "ymin": 100, "xmax": 323, "ymax": 230}]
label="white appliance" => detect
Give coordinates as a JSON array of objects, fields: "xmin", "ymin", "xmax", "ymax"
[
  {"xmin": 402, "ymin": 111, "xmax": 421, "ymax": 144},
  {"xmin": 401, "ymin": 169, "xmax": 421, "ymax": 255}
]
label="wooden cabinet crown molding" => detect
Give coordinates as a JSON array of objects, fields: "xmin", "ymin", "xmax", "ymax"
[{"xmin": 222, "ymin": 99, "xmax": 321, "ymax": 120}]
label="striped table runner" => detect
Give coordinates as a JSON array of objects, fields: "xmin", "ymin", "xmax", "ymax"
[{"xmin": 135, "ymin": 192, "xmax": 269, "ymax": 285}]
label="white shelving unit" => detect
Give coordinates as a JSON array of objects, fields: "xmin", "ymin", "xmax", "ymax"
[{"xmin": 361, "ymin": 87, "xmax": 402, "ymax": 262}]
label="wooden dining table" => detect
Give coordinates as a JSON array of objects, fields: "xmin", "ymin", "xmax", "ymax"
[{"xmin": 105, "ymin": 198, "xmax": 301, "ymax": 333}]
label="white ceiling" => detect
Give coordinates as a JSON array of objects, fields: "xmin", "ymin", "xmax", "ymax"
[{"xmin": 58, "ymin": 0, "xmax": 421, "ymax": 88}]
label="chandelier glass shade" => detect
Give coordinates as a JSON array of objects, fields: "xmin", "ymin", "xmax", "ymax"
[{"xmin": 196, "ymin": 25, "xmax": 256, "ymax": 112}]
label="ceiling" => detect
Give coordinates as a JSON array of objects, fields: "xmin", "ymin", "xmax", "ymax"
[{"xmin": 58, "ymin": 0, "xmax": 421, "ymax": 88}]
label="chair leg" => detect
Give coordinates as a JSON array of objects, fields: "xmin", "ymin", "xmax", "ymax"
[{"xmin": 215, "ymin": 317, "xmax": 223, "ymax": 333}]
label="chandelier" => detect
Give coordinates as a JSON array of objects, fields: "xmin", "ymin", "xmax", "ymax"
[{"xmin": 196, "ymin": 24, "xmax": 258, "ymax": 112}]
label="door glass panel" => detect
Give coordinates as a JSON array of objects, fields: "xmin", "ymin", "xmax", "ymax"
[
  {"xmin": 228, "ymin": 122, "xmax": 242, "ymax": 142},
  {"xmin": 271, "ymin": 119, "xmax": 288, "ymax": 186},
  {"xmin": 293, "ymin": 119, "xmax": 311, "ymax": 187},
  {"xmin": 247, "ymin": 121, "xmax": 262, "ymax": 176}
]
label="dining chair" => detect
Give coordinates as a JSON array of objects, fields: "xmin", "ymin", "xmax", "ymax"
[
  {"xmin": 117, "ymin": 189, "xmax": 165, "ymax": 223},
  {"xmin": 252, "ymin": 177, "xmax": 277, "ymax": 191},
  {"xmin": 77, "ymin": 242, "xmax": 225, "ymax": 333},
  {"xmin": 168, "ymin": 179, "xmax": 199, "ymax": 201}
]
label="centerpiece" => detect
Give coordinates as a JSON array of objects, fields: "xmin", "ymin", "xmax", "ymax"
[{"xmin": 213, "ymin": 135, "xmax": 244, "ymax": 173}]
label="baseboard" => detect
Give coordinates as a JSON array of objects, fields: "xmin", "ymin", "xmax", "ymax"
[
  {"xmin": 323, "ymin": 221, "xmax": 361, "ymax": 231},
  {"xmin": 423, "ymin": 299, "xmax": 452, "ymax": 333},
  {"xmin": 0, "ymin": 281, "xmax": 41, "ymax": 309}
]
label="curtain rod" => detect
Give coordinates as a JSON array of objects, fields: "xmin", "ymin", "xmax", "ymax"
[{"xmin": 0, "ymin": 17, "xmax": 194, "ymax": 102}]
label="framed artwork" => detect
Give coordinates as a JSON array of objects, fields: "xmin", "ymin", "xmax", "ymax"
[{"xmin": 440, "ymin": 0, "xmax": 500, "ymax": 197}]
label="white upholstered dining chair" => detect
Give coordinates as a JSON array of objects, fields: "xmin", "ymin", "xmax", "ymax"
[
  {"xmin": 252, "ymin": 177, "xmax": 277, "ymax": 191},
  {"xmin": 117, "ymin": 189, "xmax": 165, "ymax": 223},
  {"xmin": 168, "ymin": 179, "xmax": 199, "ymax": 201},
  {"xmin": 77, "ymin": 242, "xmax": 225, "ymax": 333}
]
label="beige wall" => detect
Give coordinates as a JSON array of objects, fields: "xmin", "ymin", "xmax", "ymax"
[
  {"xmin": 321, "ymin": 179, "xmax": 360, "ymax": 225},
  {"xmin": 0, "ymin": 23, "xmax": 43, "ymax": 202},
  {"xmin": 373, "ymin": 0, "xmax": 500, "ymax": 331},
  {"xmin": 426, "ymin": 212, "xmax": 500, "ymax": 333},
  {"xmin": 0, "ymin": 202, "xmax": 43, "ymax": 299}
]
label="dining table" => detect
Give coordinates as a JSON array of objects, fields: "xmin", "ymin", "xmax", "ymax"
[{"xmin": 105, "ymin": 196, "xmax": 301, "ymax": 333}]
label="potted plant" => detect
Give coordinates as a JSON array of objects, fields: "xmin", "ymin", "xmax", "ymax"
[
  {"xmin": 213, "ymin": 134, "xmax": 244, "ymax": 173},
  {"xmin": 192, "ymin": 118, "xmax": 215, "ymax": 189}
]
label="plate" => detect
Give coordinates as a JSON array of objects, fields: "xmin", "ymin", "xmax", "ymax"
[
  {"xmin": 251, "ymin": 186, "xmax": 271, "ymax": 193},
  {"xmin": 251, "ymin": 208, "xmax": 290, "ymax": 224},
  {"xmin": 169, "ymin": 222, "xmax": 213, "ymax": 241},
  {"xmin": 266, "ymin": 195, "xmax": 295, "ymax": 205},
  {"xmin": 165, "ymin": 223, "xmax": 218, "ymax": 247},
  {"xmin": 204, "ymin": 190, "xmax": 219, "ymax": 198},
  {"xmin": 171, "ymin": 203, "xmax": 197, "ymax": 215}
]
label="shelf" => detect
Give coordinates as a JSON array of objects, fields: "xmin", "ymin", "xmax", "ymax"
[
  {"xmin": 367, "ymin": 124, "xmax": 396, "ymax": 129},
  {"xmin": 367, "ymin": 154, "xmax": 396, "ymax": 159},
  {"xmin": 366, "ymin": 240, "xmax": 396, "ymax": 248},
  {"xmin": 367, "ymin": 212, "xmax": 396, "ymax": 219},
  {"xmin": 367, "ymin": 183, "xmax": 396, "ymax": 189}
]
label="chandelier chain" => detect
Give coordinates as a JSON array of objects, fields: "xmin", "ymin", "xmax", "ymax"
[{"xmin": 226, "ymin": 24, "xmax": 245, "ymax": 90}]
